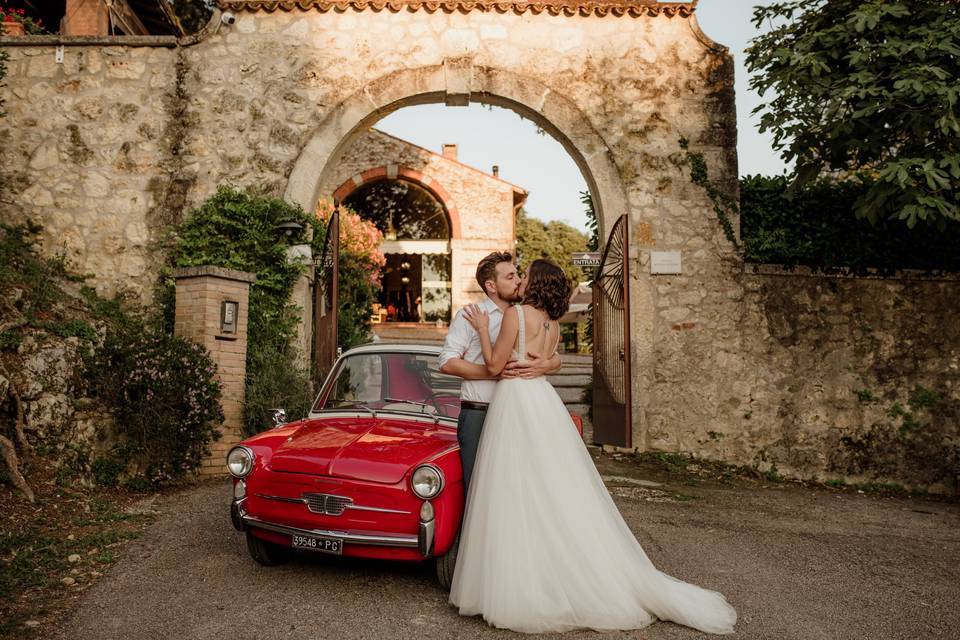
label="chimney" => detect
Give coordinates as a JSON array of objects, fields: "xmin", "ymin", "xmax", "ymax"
[
  {"xmin": 442, "ymin": 144, "xmax": 458, "ymax": 161},
  {"xmin": 492, "ymin": 165, "xmax": 500, "ymax": 177},
  {"xmin": 63, "ymin": 0, "xmax": 110, "ymax": 36}
]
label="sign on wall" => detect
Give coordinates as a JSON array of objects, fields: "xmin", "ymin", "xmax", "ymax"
[{"xmin": 571, "ymin": 251, "xmax": 601, "ymax": 267}]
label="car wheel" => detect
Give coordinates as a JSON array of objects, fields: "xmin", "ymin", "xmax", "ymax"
[
  {"xmin": 435, "ymin": 531, "xmax": 459, "ymax": 590},
  {"xmin": 245, "ymin": 530, "xmax": 293, "ymax": 566}
]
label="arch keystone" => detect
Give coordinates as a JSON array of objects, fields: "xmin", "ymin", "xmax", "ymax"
[{"xmin": 443, "ymin": 57, "xmax": 474, "ymax": 106}]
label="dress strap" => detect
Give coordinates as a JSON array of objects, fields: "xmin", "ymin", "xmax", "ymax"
[{"xmin": 515, "ymin": 304, "xmax": 526, "ymax": 360}]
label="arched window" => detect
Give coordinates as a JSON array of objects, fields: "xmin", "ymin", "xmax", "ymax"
[
  {"xmin": 342, "ymin": 178, "xmax": 453, "ymax": 323},
  {"xmin": 343, "ymin": 179, "xmax": 450, "ymax": 240}
]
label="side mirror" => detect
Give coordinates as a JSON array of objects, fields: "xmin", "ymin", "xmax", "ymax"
[{"xmin": 270, "ymin": 408, "xmax": 287, "ymax": 428}]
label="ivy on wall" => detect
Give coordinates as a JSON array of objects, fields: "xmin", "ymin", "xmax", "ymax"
[
  {"xmin": 677, "ymin": 138, "xmax": 959, "ymax": 273},
  {"xmin": 678, "ymin": 137, "xmax": 741, "ymax": 250}
]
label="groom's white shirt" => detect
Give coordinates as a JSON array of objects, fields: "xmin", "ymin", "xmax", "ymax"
[{"xmin": 438, "ymin": 296, "xmax": 503, "ymax": 403}]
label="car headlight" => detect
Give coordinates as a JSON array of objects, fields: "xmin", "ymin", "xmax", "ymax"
[
  {"xmin": 227, "ymin": 446, "xmax": 255, "ymax": 478},
  {"xmin": 411, "ymin": 464, "xmax": 443, "ymax": 499}
]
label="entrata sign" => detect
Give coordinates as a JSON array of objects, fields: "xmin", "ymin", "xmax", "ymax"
[{"xmin": 571, "ymin": 251, "xmax": 601, "ymax": 267}]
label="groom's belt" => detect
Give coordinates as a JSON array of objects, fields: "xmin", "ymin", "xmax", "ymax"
[{"xmin": 460, "ymin": 400, "xmax": 490, "ymax": 411}]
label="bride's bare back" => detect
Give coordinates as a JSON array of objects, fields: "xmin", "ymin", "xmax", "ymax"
[{"xmin": 513, "ymin": 304, "xmax": 560, "ymax": 365}]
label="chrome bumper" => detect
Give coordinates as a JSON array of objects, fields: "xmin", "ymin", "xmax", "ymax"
[
  {"xmin": 419, "ymin": 517, "xmax": 435, "ymax": 556},
  {"xmin": 242, "ymin": 515, "xmax": 420, "ymax": 549}
]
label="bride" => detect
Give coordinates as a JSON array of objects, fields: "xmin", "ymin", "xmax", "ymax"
[{"xmin": 449, "ymin": 259, "xmax": 737, "ymax": 635}]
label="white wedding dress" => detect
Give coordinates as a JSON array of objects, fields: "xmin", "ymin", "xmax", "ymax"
[{"xmin": 449, "ymin": 305, "xmax": 737, "ymax": 634}]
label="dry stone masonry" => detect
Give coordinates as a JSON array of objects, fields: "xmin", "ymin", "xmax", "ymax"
[{"xmin": 2, "ymin": 1, "xmax": 956, "ymax": 491}]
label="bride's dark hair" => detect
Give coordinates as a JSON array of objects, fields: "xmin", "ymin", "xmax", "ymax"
[{"xmin": 521, "ymin": 259, "xmax": 572, "ymax": 321}]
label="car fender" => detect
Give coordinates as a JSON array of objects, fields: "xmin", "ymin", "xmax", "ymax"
[{"xmin": 424, "ymin": 447, "xmax": 464, "ymax": 556}]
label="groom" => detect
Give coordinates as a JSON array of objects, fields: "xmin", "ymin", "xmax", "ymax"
[{"xmin": 438, "ymin": 251, "xmax": 562, "ymax": 492}]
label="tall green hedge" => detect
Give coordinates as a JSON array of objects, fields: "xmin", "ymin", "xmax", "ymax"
[
  {"xmin": 172, "ymin": 187, "xmax": 316, "ymax": 435},
  {"xmin": 740, "ymin": 175, "xmax": 960, "ymax": 274}
]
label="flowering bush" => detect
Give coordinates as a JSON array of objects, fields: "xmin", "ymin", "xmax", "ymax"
[
  {"xmin": 0, "ymin": 5, "xmax": 46, "ymax": 34},
  {"xmin": 314, "ymin": 200, "xmax": 385, "ymax": 349},
  {"xmin": 315, "ymin": 199, "xmax": 386, "ymax": 284},
  {"xmin": 85, "ymin": 322, "xmax": 224, "ymax": 484}
]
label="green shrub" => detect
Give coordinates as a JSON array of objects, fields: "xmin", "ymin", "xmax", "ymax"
[
  {"xmin": 243, "ymin": 340, "xmax": 314, "ymax": 436},
  {"xmin": 172, "ymin": 186, "xmax": 313, "ymax": 352},
  {"xmin": 0, "ymin": 223, "xmax": 225, "ymax": 485},
  {"xmin": 741, "ymin": 175, "xmax": 960, "ymax": 273},
  {"xmin": 91, "ymin": 454, "xmax": 125, "ymax": 487},
  {"xmin": 335, "ymin": 251, "xmax": 380, "ymax": 351}
]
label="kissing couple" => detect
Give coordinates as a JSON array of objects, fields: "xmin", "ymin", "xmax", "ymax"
[{"xmin": 438, "ymin": 251, "xmax": 737, "ymax": 634}]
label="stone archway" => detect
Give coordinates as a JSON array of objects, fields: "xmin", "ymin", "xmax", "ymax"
[
  {"xmin": 285, "ymin": 64, "xmax": 628, "ymax": 241},
  {"xmin": 283, "ymin": 62, "xmax": 644, "ymax": 447}
]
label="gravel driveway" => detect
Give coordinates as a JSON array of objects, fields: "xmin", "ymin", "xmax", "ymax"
[{"xmin": 52, "ymin": 453, "xmax": 960, "ymax": 640}]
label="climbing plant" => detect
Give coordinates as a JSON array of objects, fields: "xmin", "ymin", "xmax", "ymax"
[{"xmin": 678, "ymin": 138, "xmax": 741, "ymax": 249}]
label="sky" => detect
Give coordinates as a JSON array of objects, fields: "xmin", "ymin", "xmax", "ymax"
[{"xmin": 377, "ymin": 0, "xmax": 788, "ymax": 232}]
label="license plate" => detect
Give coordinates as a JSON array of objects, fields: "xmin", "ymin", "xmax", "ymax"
[{"xmin": 291, "ymin": 533, "xmax": 343, "ymax": 555}]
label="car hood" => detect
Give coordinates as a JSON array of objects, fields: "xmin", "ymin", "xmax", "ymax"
[{"xmin": 268, "ymin": 414, "xmax": 457, "ymax": 484}]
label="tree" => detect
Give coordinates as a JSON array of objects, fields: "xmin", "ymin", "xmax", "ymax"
[
  {"xmin": 746, "ymin": 0, "xmax": 960, "ymax": 228},
  {"xmin": 171, "ymin": 0, "xmax": 214, "ymax": 34},
  {"xmin": 515, "ymin": 209, "xmax": 590, "ymax": 285},
  {"xmin": 581, "ymin": 191, "xmax": 598, "ymax": 251}
]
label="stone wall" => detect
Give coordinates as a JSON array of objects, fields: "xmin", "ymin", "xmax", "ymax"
[
  {"xmin": 320, "ymin": 128, "xmax": 520, "ymax": 312},
  {"xmin": 649, "ymin": 267, "xmax": 960, "ymax": 492},
  {"xmin": 6, "ymin": 5, "xmax": 954, "ymax": 490},
  {"xmin": 0, "ymin": 42, "xmax": 180, "ymax": 300}
]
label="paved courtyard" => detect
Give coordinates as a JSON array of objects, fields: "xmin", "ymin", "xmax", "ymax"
[{"xmin": 52, "ymin": 453, "xmax": 960, "ymax": 640}]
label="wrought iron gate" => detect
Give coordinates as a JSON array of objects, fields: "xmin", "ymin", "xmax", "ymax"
[
  {"xmin": 592, "ymin": 214, "xmax": 632, "ymax": 448},
  {"xmin": 314, "ymin": 207, "xmax": 339, "ymax": 382}
]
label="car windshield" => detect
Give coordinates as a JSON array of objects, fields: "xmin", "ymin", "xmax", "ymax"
[{"xmin": 314, "ymin": 352, "xmax": 462, "ymax": 420}]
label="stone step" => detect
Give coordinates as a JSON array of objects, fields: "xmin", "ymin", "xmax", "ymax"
[
  {"xmin": 564, "ymin": 402, "xmax": 590, "ymax": 416},
  {"xmin": 556, "ymin": 386, "xmax": 588, "ymax": 404},
  {"xmin": 547, "ymin": 374, "xmax": 592, "ymax": 387},
  {"xmin": 559, "ymin": 353, "xmax": 593, "ymax": 365}
]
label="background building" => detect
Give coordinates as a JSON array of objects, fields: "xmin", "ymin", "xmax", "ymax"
[{"xmin": 324, "ymin": 128, "xmax": 527, "ymax": 324}]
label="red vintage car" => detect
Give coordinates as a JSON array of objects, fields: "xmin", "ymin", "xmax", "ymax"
[{"xmin": 228, "ymin": 343, "xmax": 583, "ymax": 588}]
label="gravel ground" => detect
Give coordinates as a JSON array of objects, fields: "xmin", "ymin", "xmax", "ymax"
[{"xmin": 51, "ymin": 453, "xmax": 960, "ymax": 640}]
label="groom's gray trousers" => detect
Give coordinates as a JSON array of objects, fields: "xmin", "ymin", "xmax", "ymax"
[{"xmin": 457, "ymin": 400, "xmax": 489, "ymax": 493}]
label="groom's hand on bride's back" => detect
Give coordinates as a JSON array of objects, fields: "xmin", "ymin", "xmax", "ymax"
[{"xmin": 501, "ymin": 351, "xmax": 558, "ymax": 379}]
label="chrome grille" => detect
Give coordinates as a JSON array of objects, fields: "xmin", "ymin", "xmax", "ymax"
[{"xmin": 303, "ymin": 493, "xmax": 353, "ymax": 516}]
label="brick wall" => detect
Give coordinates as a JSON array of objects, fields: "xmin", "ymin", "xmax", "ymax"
[
  {"xmin": 63, "ymin": 0, "xmax": 110, "ymax": 36},
  {"xmin": 174, "ymin": 266, "xmax": 256, "ymax": 476}
]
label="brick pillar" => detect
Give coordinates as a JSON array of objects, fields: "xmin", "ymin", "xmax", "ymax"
[
  {"xmin": 174, "ymin": 266, "xmax": 256, "ymax": 476},
  {"xmin": 63, "ymin": 0, "xmax": 110, "ymax": 36}
]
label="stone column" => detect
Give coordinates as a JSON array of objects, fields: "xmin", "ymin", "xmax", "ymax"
[
  {"xmin": 287, "ymin": 244, "xmax": 314, "ymax": 373},
  {"xmin": 174, "ymin": 266, "xmax": 256, "ymax": 476}
]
